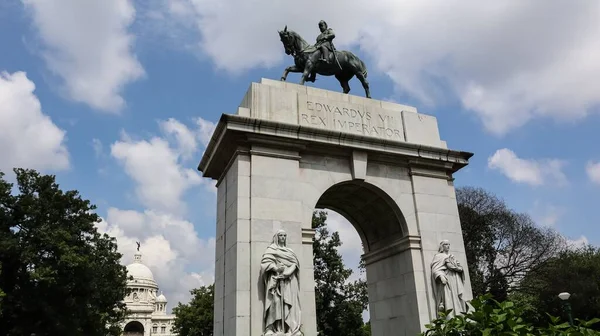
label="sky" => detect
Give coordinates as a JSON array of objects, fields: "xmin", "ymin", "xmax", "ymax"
[{"xmin": 1, "ymin": 0, "xmax": 600, "ymax": 311}]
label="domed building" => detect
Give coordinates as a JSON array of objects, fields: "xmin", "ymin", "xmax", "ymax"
[{"xmin": 122, "ymin": 249, "xmax": 177, "ymax": 336}]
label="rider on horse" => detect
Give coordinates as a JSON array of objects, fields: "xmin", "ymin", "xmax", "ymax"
[{"xmin": 315, "ymin": 20, "xmax": 335, "ymax": 64}]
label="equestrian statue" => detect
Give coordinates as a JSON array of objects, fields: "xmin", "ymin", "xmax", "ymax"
[{"xmin": 278, "ymin": 20, "xmax": 371, "ymax": 98}]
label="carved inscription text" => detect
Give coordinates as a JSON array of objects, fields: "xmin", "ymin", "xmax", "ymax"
[{"xmin": 299, "ymin": 99, "xmax": 404, "ymax": 140}]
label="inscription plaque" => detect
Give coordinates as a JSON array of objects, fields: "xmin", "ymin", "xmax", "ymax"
[{"xmin": 298, "ymin": 95, "xmax": 405, "ymax": 141}]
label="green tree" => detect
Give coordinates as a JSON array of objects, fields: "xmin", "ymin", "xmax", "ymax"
[
  {"xmin": 312, "ymin": 210, "xmax": 369, "ymax": 336},
  {"xmin": 0, "ymin": 168, "xmax": 129, "ymax": 336},
  {"xmin": 457, "ymin": 187, "xmax": 564, "ymax": 299},
  {"xmin": 172, "ymin": 284, "xmax": 215, "ymax": 336},
  {"xmin": 518, "ymin": 246, "xmax": 600, "ymax": 327}
]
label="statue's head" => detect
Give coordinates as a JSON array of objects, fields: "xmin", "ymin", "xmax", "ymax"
[
  {"xmin": 273, "ymin": 229, "xmax": 287, "ymax": 246},
  {"xmin": 318, "ymin": 20, "xmax": 327, "ymax": 32},
  {"xmin": 438, "ymin": 240, "xmax": 450, "ymax": 253},
  {"xmin": 278, "ymin": 25, "xmax": 293, "ymax": 55}
]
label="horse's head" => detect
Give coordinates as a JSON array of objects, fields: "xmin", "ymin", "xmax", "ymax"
[{"xmin": 278, "ymin": 25, "xmax": 294, "ymax": 55}]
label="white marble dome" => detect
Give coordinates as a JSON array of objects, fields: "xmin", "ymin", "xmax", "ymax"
[
  {"xmin": 126, "ymin": 251, "xmax": 155, "ymax": 281},
  {"xmin": 157, "ymin": 293, "xmax": 167, "ymax": 303},
  {"xmin": 122, "ymin": 248, "xmax": 176, "ymax": 336},
  {"xmin": 126, "ymin": 262, "xmax": 154, "ymax": 281}
]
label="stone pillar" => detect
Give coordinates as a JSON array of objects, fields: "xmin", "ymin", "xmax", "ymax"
[
  {"xmin": 409, "ymin": 167, "xmax": 473, "ymax": 320},
  {"xmin": 213, "ymin": 145, "xmax": 318, "ymax": 336},
  {"xmin": 214, "ymin": 153, "xmax": 251, "ymax": 336},
  {"xmin": 247, "ymin": 144, "xmax": 318, "ymax": 336},
  {"xmin": 363, "ymin": 236, "xmax": 429, "ymax": 335}
]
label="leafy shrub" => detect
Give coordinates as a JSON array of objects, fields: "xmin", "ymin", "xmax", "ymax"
[{"xmin": 421, "ymin": 294, "xmax": 600, "ymax": 336}]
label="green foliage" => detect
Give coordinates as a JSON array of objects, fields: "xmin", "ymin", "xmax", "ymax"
[
  {"xmin": 360, "ymin": 321, "xmax": 371, "ymax": 335},
  {"xmin": 421, "ymin": 295, "xmax": 600, "ymax": 336},
  {"xmin": 517, "ymin": 246, "xmax": 600, "ymax": 327},
  {"xmin": 312, "ymin": 210, "xmax": 370, "ymax": 336},
  {"xmin": 0, "ymin": 286, "xmax": 4, "ymax": 313},
  {"xmin": 457, "ymin": 187, "xmax": 564, "ymax": 300},
  {"xmin": 457, "ymin": 186, "xmax": 600, "ymax": 330},
  {"xmin": 0, "ymin": 168, "xmax": 129, "ymax": 336},
  {"xmin": 172, "ymin": 284, "xmax": 215, "ymax": 336}
]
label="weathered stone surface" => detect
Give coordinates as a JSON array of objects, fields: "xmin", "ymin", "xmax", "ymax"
[
  {"xmin": 200, "ymin": 79, "xmax": 473, "ymax": 336},
  {"xmin": 236, "ymin": 78, "xmax": 446, "ymax": 146}
]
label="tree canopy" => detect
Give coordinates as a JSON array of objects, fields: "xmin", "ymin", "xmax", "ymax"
[
  {"xmin": 456, "ymin": 186, "xmax": 600, "ymax": 327},
  {"xmin": 456, "ymin": 186, "xmax": 565, "ymax": 300},
  {"xmin": 516, "ymin": 246, "xmax": 600, "ymax": 327},
  {"xmin": 312, "ymin": 210, "xmax": 369, "ymax": 336},
  {"xmin": 0, "ymin": 168, "xmax": 129, "ymax": 336},
  {"xmin": 172, "ymin": 284, "xmax": 215, "ymax": 336}
]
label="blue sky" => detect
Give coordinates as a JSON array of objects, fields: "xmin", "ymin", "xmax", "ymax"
[{"xmin": 1, "ymin": 0, "xmax": 600, "ymax": 308}]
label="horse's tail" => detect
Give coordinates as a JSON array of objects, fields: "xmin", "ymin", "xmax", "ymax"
[{"xmin": 345, "ymin": 51, "xmax": 368, "ymax": 78}]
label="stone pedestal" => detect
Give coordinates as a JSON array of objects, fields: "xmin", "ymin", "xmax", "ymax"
[{"xmin": 198, "ymin": 79, "xmax": 473, "ymax": 336}]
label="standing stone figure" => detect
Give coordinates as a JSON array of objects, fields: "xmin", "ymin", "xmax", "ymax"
[
  {"xmin": 430, "ymin": 240, "xmax": 467, "ymax": 317},
  {"xmin": 148, "ymin": 289, "xmax": 157, "ymax": 303},
  {"xmin": 260, "ymin": 230, "xmax": 302, "ymax": 336},
  {"xmin": 315, "ymin": 20, "xmax": 335, "ymax": 64}
]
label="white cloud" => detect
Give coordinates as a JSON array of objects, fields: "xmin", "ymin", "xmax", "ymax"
[
  {"xmin": 97, "ymin": 209, "xmax": 215, "ymax": 309},
  {"xmin": 110, "ymin": 117, "xmax": 217, "ymax": 214},
  {"xmin": 488, "ymin": 148, "xmax": 567, "ymax": 186},
  {"xmin": 585, "ymin": 161, "xmax": 600, "ymax": 185},
  {"xmin": 530, "ymin": 201, "xmax": 565, "ymax": 227},
  {"xmin": 92, "ymin": 138, "xmax": 103, "ymax": 158},
  {"xmin": 22, "ymin": 0, "xmax": 144, "ymax": 112},
  {"xmin": 566, "ymin": 235, "xmax": 589, "ymax": 250},
  {"xmin": 151, "ymin": 1, "xmax": 600, "ymax": 134},
  {"xmin": 103, "ymin": 116, "xmax": 218, "ymax": 307},
  {"xmin": 0, "ymin": 71, "xmax": 69, "ymax": 172},
  {"xmin": 110, "ymin": 133, "xmax": 202, "ymax": 215},
  {"xmin": 160, "ymin": 118, "xmax": 198, "ymax": 160},
  {"xmin": 195, "ymin": 117, "xmax": 216, "ymax": 148}
]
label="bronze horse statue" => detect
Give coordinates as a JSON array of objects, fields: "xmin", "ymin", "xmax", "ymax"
[{"xmin": 278, "ymin": 26, "xmax": 371, "ymax": 98}]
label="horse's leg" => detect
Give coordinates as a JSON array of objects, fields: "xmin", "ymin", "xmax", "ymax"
[
  {"xmin": 338, "ymin": 77, "xmax": 350, "ymax": 94},
  {"xmin": 281, "ymin": 65, "xmax": 301, "ymax": 81},
  {"xmin": 299, "ymin": 63, "xmax": 313, "ymax": 85},
  {"xmin": 342, "ymin": 81, "xmax": 350, "ymax": 94},
  {"xmin": 335, "ymin": 73, "xmax": 351, "ymax": 94},
  {"xmin": 299, "ymin": 71, "xmax": 308, "ymax": 85},
  {"xmin": 356, "ymin": 71, "xmax": 371, "ymax": 98}
]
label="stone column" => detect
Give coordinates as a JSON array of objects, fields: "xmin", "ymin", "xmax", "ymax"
[
  {"xmin": 214, "ymin": 153, "xmax": 252, "ymax": 336},
  {"xmin": 213, "ymin": 143, "xmax": 318, "ymax": 336},
  {"xmin": 409, "ymin": 166, "xmax": 473, "ymax": 321},
  {"xmin": 247, "ymin": 144, "xmax": 317, "ymax": 336},
  {"xmin": 363, "ymin": 236, "xmax": 429, "ymax": 335}
]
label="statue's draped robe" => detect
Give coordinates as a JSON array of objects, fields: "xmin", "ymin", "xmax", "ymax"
[
  {"xmin": 431, "ymin": 253, "xmax": 466, "ymax": 317},
  {"xmin": 260, "ymin": 243, "xmax": 302, "ymax": 334}
]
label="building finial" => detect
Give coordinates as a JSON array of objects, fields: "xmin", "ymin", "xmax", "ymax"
[{"xmin": 136, "ymin": 241, "xmax": 141, "ymax": 251}]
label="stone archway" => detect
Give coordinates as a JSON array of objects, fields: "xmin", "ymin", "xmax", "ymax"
[
  {"xmin": 315, "ymin": 180, "xmax": 425, "ymax": 334},
  {"xmin": 123, "ymin": 321, "xmax": 144, "ymax": 336},
  {"xmin": 315, "ymin": 180, "xmax": 408, "ymax": 253},
  {"xmin": 199, "ymin": 78, "xmax": 474, "ymax": 336}
]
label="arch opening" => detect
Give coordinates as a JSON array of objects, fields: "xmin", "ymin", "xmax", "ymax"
[
  {"xmin": 124, "ymin": 321, "xmax": 144, "ymax": 335},
  {"xmin": 315, "ymin": 180, "xmax": 408, "ymax": 253}
]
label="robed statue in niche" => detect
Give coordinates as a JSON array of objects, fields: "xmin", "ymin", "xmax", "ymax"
[
  {"xmin": 431, "ymin": 240, "xmax": 467, "ymax": 318},
  {"xmin": 260, "ymin": 230, "xmax": 302, "ymax": 336}
]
